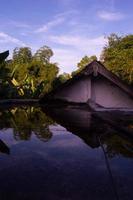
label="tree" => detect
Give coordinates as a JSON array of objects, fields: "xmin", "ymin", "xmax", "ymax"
[
  {"xmin": 7, "ymin": 46, "xmax": 59, "ymax": 98},
  {"xmin": 52, "ymin": 72, "xmax": 71, "ymax": 89},
  {"xmin": 71, "ymin": 55, "xmax": 97, "ymax": 76},
  {"xmin": 34, "ymin": 46, "xmax": 53, "ymax": 63},
  {"xmin": 100, "ymin": 33, "xmax": 133, "ymax": 84},
  {"xmin": 11, "ymin": 47, "xmax": 33, "ymax": 83},
  {"xmin": 13, "ymin": 47, "xmax": 32, "ymax": 64},
  {"xmin": 77, "ymin": 55, "xmax": 97, "ymax": 69}
]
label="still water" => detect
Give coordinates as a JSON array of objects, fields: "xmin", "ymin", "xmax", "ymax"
[{"xmin": 0, "ymin": 105, "xmax": 133, "ymax": 200}]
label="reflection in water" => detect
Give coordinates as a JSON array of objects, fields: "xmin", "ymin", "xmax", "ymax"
[
  {"xmin": 0, "ymin": 105, "xmax": 133, "ymax": 158},
  {"xmin": 0, "ymin": 106, "xmax": 133, "ymax": 199},
  {"xmin": 0, "ymin": 106, "xmax": 54, "ymax": 142},
  {"xmin": 43, "ymin": 106, "xmax": 133, "ymax": 158}
]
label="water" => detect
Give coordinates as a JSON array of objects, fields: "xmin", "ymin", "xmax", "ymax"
[{"xmin": 0, "ymin": 105, "xmax": 133, "ymax": 200}]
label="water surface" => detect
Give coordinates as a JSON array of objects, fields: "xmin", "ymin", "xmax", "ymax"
[{"xmin": 0, "ymin": 106, "xmax": 133, "ymax": 200}]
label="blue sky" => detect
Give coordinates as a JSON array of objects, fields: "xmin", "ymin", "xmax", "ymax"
[{"xmin": 0, "ymin": 0, "xmax": 133, "ymax": 73}]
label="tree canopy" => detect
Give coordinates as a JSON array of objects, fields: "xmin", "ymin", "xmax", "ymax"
[
  {"xmin": 100, "ymin": 33, "xmax": 133, "ymax": 84},
  {"xmin": 71, "ymin": 55, "xmax": 97, "ymax": 76},
  {"xmin": 0, "ymin": 46, "xmax": 59, "ymax": 99},
  {"xmin": 77, "ymin": 55, "xmax": 97, "ymax": 69},
  {"xmin": 34, "ymin": 46, "xmax": 53, "ymax": 63}
]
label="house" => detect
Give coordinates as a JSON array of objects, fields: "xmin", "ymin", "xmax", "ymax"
[{"xmin": 40, "ymin": 61, "xmax": 133, "ymax": 109}]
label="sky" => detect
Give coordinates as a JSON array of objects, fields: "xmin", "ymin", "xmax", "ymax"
[{"xmin": 0, "ymin": 0, "xmax": 133, "ymax": 73}]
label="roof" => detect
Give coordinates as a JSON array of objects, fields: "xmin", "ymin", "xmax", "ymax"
[
  {"xmin": 0, "ymin": 51, "xmax": 9, "ymax": 63},
  {"xmin": 81, "ymin": 61, "xmax": 133, "ymax": 98},
  {"xmin": 40, "ymin": 60, "xmax": 133, "ymax": 101}
]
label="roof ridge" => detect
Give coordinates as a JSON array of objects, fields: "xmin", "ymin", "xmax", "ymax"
[{"xmin": 40, "ymin": 60, "xmax": 133, "ymax": 102}]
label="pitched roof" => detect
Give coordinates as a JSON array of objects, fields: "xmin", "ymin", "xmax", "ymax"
[
  {"xmin": 40, "ymin": 60, "xmax": 133, "ymax": 101},
  {"xmin": 82, "ymin": 61, "xmax": 133, "ymax": 98},
  {"xmin": 0, "ymin": 51, "xmax": 9, "ymax": 63}
]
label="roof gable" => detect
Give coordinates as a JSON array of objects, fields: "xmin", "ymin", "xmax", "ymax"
[
  {"xmin": 81, "ymin": 61, "xmax": 133, "ymax": 98},
  {"xmin": 0, "ymin": 51, "xmax": 9, "ymax": 63},
  {"xmin": 40, "ymin": 60, "xmax": 133, "ymax": 101}
]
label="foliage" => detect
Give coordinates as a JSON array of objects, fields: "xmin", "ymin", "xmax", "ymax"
[
  {"xmin": 20, "ymin": 60, "xmax": 59, "ymax": 98},
  {"xmin": 34, "ymin": 46, "xmax": 53, "ymax": 63},
  {"xmin": 52, "ymin": 72, "xmax": 71, "ymax": 89},
  {"xmin": 77, "ymin": 55, "xmax": 97, "ymax": 69},
  {"xmin": 72, "ymin": 55, "xmax": 97, "ymax": 76},
  {"xmin": 58, "ymin": 73, "xmax": 71, "ymax": 83},
  {"xmin": 0, "ymin": 46, "xmax": 59, "ymax": 99},
  {"xmin": 13, "ymin": 47, "xmax": 32, "ymax": 64},
  {"xmin": 100, "ymin": 33, "xmax": 133, "ymax": 84}
]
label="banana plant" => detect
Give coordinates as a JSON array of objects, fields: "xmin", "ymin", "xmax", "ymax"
[{"xmin": 0, "ymin": 50, "xmax": 46, "ymax": 98}]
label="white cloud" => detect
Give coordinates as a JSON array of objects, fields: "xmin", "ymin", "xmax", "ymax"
[
  {"xmin": 0, "ymin": 32, "xmax": 26, "ymax": 46},
  {"xmin": 51, "ymin": 48, "xmax": 80, "ymax": 73},
  {"xmin": 50, "ymin": 35, "xmax": 107, "ymax": 73},
  {"xmin": 49, "ymin": 34, "xmax": 106, "ymax": 50},
  {"xmin": 35, "ymin": 17, "xmax": 65, "ymax": 33},
  {"xmin": 98, "ymin": 10, "xmax": 125, "ymax": 21},
  {"xmin": 35, "ymin": 9, "xmax": 79, "ymax": 33}
]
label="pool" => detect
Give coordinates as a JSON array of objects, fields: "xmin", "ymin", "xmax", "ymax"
[{"xmin": 0, "ymin": 105, "xmax": 133, "ymax": 200}]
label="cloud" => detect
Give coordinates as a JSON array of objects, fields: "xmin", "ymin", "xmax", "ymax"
[
  {"xmin": 0, "ymin": 32, "xmax": 26, "ymax": 46},
  {"xmin": 50, "ymin": 35, "xmax": 107, "ymax": 73},
  {"xmin": 35, "ymin": 9, "xmax": 79, "ymax": 33},
  {"xmin": 35, "ymin": 17, "xmax": 65, "ymax": 33},
  {"xmin": 51, "ymin": 48, "xmax": 80, "ymax": 73},
  {"xmin": 49, "ymin": 34, "xmax": 106, "ymax": 50},
  {"xmin": 98, "ymin": 10, "xmax": 125, "ymax": 21}
]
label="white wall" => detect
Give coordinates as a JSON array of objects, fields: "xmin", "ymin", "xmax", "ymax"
[
  {"xmin": 92, "ymin": 77, "xmax": 133, "ymax": 108},
  {"xmin": 54, "ymin": 77, "xmax": 91, "ymax": 103},
  {"xmin": 53, "ymin": 75, "xmax": 133, "ymax": 108}
]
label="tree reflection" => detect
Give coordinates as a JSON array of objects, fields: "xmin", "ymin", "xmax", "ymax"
[
  {"xmin": 0, "ymin": 106, "xmax": 54, "ymax": 142},
  {"xmin": 101, "ymin": 134, "xmax": 133, "ymax": 158},
  {"xmin": 0, "ymin": 105, "xmax": 133, "ymax": 158}
]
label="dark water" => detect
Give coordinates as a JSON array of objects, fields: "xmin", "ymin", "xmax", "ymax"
[{"xmin": 0, "ymin": 106, "xmax": 133, "ymax": 200}]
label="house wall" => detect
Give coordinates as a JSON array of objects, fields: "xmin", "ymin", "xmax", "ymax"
[
  {"xmin": 53, "ymin": 77, "xmax": 91, "ymax": 103},
  {"xmin": 52, "ymin": 75, "xmax": 133, "ymax": 108},
  {"xmin": 92, "ymin": 77, "xmax": 133, "ymax": 108}
]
